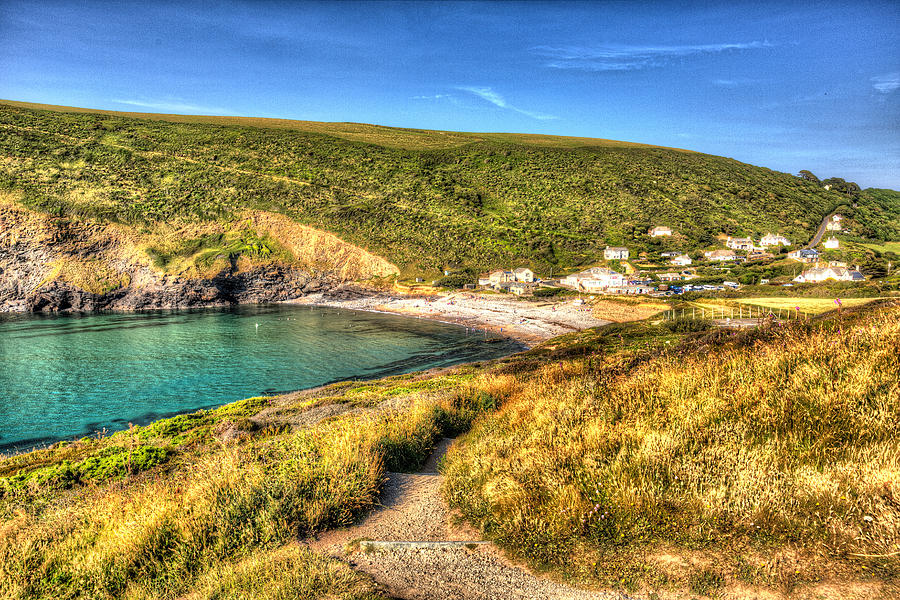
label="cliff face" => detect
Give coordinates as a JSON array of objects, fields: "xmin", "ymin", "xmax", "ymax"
[{"xmin": 0, "ymin": 196, "xmax": 395, "ymax": 313}]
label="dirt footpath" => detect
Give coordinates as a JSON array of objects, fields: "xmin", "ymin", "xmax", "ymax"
[{"xmin": 307, "ymin": 439, "xmax": 625, "ymax": 600}]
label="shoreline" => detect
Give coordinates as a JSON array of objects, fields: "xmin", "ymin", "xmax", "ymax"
[{"xmin": 290, "ymin": 289, "xmax": 611, "ymax": 346}]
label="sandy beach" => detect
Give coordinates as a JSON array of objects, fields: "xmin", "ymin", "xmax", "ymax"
[{"xmin": 292, "ymin": 289, "xmax": 610, "ymax": 346}]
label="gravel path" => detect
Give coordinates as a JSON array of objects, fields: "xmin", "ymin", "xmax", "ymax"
[{"xmin": 307, "ymin": 439, "xmax": 625, "ymax": 600}]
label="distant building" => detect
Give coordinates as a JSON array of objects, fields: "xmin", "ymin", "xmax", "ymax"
[
  {"xmin": 726, "ymin": 237, "xmax": 754, "ymax": 251},
  {"xmin": 705, "ymin": 249, "xmax": 737, "ymax": 262},
  {"xmin": 605, "ymin": 284, "xmax": 654, "ymax": 295},
  {"xmin": 825, "ymin": 220, "xmax": 842, "ymax": 231},
  {"xmin": 670, "ymin": 255, "xmax": 692, "ymax": 266},
  {"xmin": 562, "ymin": 267, "xmax": 626, "ymax": 291},
  {"xmin": 657, "ymin": 272, "xmax": 684, "ymax": 282},
  {"xmin": 488, "ymin": 270, "xmax": 514, "ymax": 284},
  {"xmin": 788, "ymin": 248, "xmax": 820, "ymax": 263},
  {"xmin": 649, "ymin": 226, "xmax": 673, "ymax": 237},
  {"xmin": 660, "ymin": 251, "xmax": 681, "ymax": 258},
  {"xmin": 512, "ymin": 267, "xmax": 535, "ymax": 283},
  {"xmin": 823, "ymin": 236, "xmax": 840, "ymax": 249},
  {"xmin": 604, "ymin": 246, "xmax": 630, "ymax": 260},
  {"xmin": 759, "ymin": 233, "xmax": 791, "ymax": 247},
  {"xmin": 794, "ymin": 266, "xmax": 865, "ymax": 283},
  {"xmin": 509, "ymin": 282, "xmax": 533, "ymax": 296}
]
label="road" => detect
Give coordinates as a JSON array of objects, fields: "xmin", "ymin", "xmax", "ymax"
[{"xmin": 808, "ymin": 210, "xmax": 840, "ymax": 248}]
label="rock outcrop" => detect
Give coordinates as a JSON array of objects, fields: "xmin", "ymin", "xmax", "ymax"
[
  {"xmin": 23, "ymin": 265, "xmax": 329, "ymax": 313},
  {"xmin": 0, "ymin": 197, "xmax": 364, "ymax": 314}
]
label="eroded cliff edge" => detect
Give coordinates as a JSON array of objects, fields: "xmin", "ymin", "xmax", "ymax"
[{"xmin": 0, "ymin": 194, "xmax": 399, "ymax": 312}]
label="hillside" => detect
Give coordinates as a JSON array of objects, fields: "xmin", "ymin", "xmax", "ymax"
[
  {"xmin": 3, "ymin": 100, "xmax": 896, "ymax": 283},
  {"xmin": 2, "ymin": 301, "xmax": 897, "ymax": 599}
]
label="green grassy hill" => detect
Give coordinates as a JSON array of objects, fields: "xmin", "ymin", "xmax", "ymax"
[{"xmin": 2, "ymin": 100, "xmax": 897, "ymax": 277}]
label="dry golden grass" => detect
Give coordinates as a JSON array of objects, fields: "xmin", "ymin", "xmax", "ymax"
[
  {"xmin": 247, "ymin": 211, "xmax": 398, "ymax": 279},
  {"xmin": 444, "ymin": 302, "xmax": 900, "ymax": 598},
  {"xmin": 590, "ymin": 298, "xmax": 669, "ymax": 322},
  {"xmin": 0, "ymin": 369, "xmax": 516, "ymax": 599}
]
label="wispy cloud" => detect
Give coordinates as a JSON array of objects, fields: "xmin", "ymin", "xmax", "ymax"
[
  {"xmin": 456, "ymin": 86, "xmax": 558, "ymax": 120},
  {"xmin": 411, "ymin": 94, "xmax": 451, "ymax": 100},
  {"xmin": 532, "ymin": 41, "xmax": 772, "ymax": 72},
  {"xmin": 110, "ymin": 99, "xmax": 236, "ymax": 114},
  {"xmin": 871, "ymin": 72, "xmax": 900, "ymax": 94},
  {"xmin": 712, "ymin": 77, "xmax": 759, "ymax": 87}
]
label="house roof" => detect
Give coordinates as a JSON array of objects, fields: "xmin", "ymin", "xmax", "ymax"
[
  {"xmin": 605, "ymin": 246, "xmax": 629, "ymax": 252},
  {"xmin": 513, "ymin": 267, "xmax": 532, "ymax": 273},
  {"xmin": 707, "ymin": 249, "xmax": 736, "ymax": 257}
]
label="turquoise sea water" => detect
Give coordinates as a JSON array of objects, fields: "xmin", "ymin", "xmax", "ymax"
[{"xmin": 0, "ymin": 304, "xmax": 520, "ymax": 452}]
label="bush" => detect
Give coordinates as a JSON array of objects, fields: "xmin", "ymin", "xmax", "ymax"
[{"xmin": 662, "ymin": 317, "xmax": 714, "ymax": 332}]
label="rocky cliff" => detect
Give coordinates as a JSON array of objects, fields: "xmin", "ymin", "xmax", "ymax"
[{"xmin": 0, "ymin": 195, "xmax": 396, "ymax": 313}]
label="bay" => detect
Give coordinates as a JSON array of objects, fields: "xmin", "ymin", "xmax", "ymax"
[{"xmin": 0, "ymin": 304, "xmax": 520, "ymax": 452}]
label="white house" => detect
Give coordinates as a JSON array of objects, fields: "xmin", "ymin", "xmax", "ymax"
[
  {"xmin": 604, "ymin": 246, "xmax": 630, "ymax": 260},
  {"xmin": 759, "ymin": 233, "xmax": 791, "ymax": 247},
  {"xmin": 487, "ymin": 270, "xmax": 514, "ymax": 284},
  {"xmin": 512, "ymin": 267, "xmax": 535, "ymax": 283},
  {"xmin": 788, "ymin": 248, "xmax": 820, "ymax": 262},
  {"xmin": 657, "ymin": 272, "xmax": 683, "ymax": 281},
  {"xmin": 562, "ymin": 267, "xmax": 626, "ymax": 291},
  {"xmin": 660, "ymin": 251, "xmax": 681, "ymax": 258},
  {"xmin": 670, "ymin": 255, "xmax": 692, "ymax": 266},
  {"xmin": 705, "ymin": 249, "xmax": 737, "ymax": 262},
  {"xmin": 823, "ymin": 236, "xmax": 840, "ymax": 249},
  {"xmin": 825, "ymin": 220, "xmax": 842, "ymax": 232},
  {"xmin": 726, "ymin": 237, "xmax": 754, "ymax": 251},
  {"xmin": 794, "ymin": 266, "xmax": 864, "ymax": 283},
  {"xmin": 649, "ymin": 226, "xmax": 673, "ymax": 237}
]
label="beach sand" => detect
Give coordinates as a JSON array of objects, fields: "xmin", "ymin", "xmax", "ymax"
[{"xmin": 291, "ymin": 289, "xmax": 610, "ymax": 346}]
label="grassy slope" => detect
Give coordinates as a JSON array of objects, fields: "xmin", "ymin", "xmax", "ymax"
[
  {"xmin": 5, "ymin": 100, "xmax": 896, "ymax": 278},
  {"xmin": 444, "ymin": 301, "xmax": 900, "ymax": 598},
  {"xmin": 2, "ymin": 302, "xmax": 898, "ymax": 598}
]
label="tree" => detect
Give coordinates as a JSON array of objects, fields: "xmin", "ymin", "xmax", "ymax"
[{"xmin": 798, "ymin": 170, "xmax": 820, "ymax": 184}]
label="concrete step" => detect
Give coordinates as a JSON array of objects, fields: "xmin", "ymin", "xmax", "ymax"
[{"xmin": 359, "ymin": 540, "xmax": 489, "ymax": 552}]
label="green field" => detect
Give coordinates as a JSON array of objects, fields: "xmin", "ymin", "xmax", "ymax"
[
  {"xmin": 735, "ymin": 296, "xmax": 886, "ymax": 314},
  {"xmin": 4, "ymin": 100, "xmax": 898, "ymax": 277},
  {"xmin": 859, "ymin": 241, "xmax": 900, "ymax": 254}
]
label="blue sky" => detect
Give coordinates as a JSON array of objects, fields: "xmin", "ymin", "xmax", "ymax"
[{"xmin": 1, "ymin": 1, "xmax": 898, "ymax": 188}]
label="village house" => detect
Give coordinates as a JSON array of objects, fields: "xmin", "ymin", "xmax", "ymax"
[
  {"xmin": 705, "ymin": 249, "xmax": 737, "ymax": 262},
  {"xmin": 788, "ymin": 248, "xmax": 820, "ymax": 262},
  {"xmin": 512, "ymin": 267, "xmax": 535, "ymax": 283},
  {"xmin": 657, "ymin": 272, "xmax": 684, "ymax": 282},
  {"xmin": 825, "ymin": 215, "xmax": 843, "ymax": 231},
  {"xmin": 726, "ymin": 236, "xmax": 754, "ymax": 251},
  {"xmin": 660, "ymin": 251, "xmax": 681, "ymax": 258},
  {"xmin": 794, "ymin": 266, "xmax": 865, "ymax": 283},
  {"xmin": 606, "ymin": 283, "xmax": 655, "ymax": 295},
  {"xmin": 604, "ymin": 246, "xmax": 630, "ymax": 260},
  {"xmin": 670, "ymin": 254, "xmax": 692, "ymax": 266},
  {"xmin": 509, "ymin": 282, "xmax": 533, "ymax": 296},
  {"xmin": 484, "ymin": 269, "xmax": 513, "ymax": 285},
  {"xmin": 759, "ymin": 233, "xmax": 791, "ymax": 247},
  {"xmin": 562, "ymin": 267, "xmax": 626, "ymax": 291},
  {"xmin": 823, "ymin": 236, "xmax": 840, "ymax": 249},
  {"xmin": 649, "ymin": 226, "xmax": 673, "ymax": 237}
]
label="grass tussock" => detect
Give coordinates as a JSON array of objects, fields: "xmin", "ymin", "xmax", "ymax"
[{"xmin": 443, "ymin": 302, "xmax": 900, "ymax": 597}]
